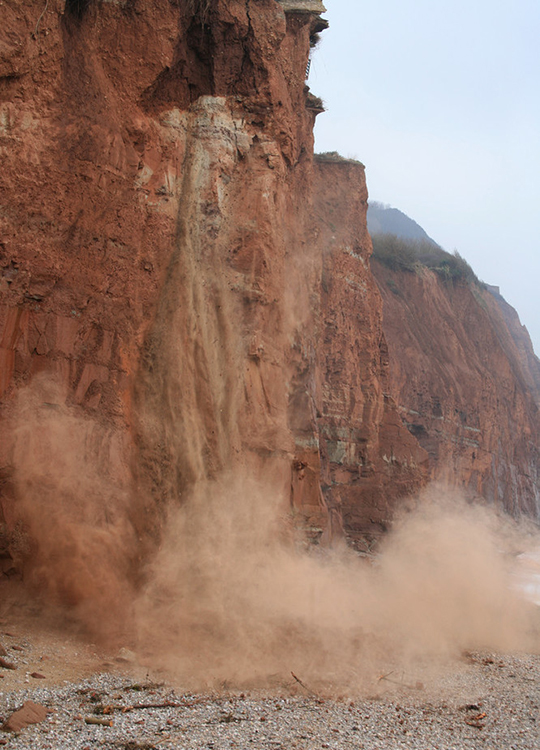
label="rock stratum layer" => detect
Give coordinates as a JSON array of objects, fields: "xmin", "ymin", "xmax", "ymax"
[
  {"xmin": 0, "ymin": 0, "xmax": 426, "ymax": 596},
  {"xmin": 372, "ymin": 263, "xmax": 540, "ymax": 519},
  {"xmin": 0, "ymin": 0, "xmax": 537, "ymax": 605}
]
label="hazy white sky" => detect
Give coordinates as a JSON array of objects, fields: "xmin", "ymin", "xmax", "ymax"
[{"xmin": 312, "ymin": 0, "xmax": 540, "ymax": 354}]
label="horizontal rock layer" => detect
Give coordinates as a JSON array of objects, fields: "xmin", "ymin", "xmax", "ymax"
[{"xmin": 372, "ymin": 261, "xmax": 540, "ymax": 518}]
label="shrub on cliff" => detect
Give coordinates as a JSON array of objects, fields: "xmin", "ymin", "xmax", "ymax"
[
  {"xmin": 371, "ymin": 233, "xmax": 481, "ymax": 286},
  {"xmin": 370, "ymin": 233, "xmax": 418, "ymax": 272},
  {"xmin": 315, "ymin": 152, "xmax": 365, "ymax": 167}
]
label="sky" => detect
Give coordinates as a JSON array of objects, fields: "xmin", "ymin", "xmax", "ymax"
[{"xmin": 312, "ymin": 0, "xmax": 540, "ymax": 354}]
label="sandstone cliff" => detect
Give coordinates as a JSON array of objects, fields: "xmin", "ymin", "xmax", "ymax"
[
  {"xmin": 372, "ymin": 260, "xmax": 540, "ymax": 519},
  {"xmin": 2, "ymin": 1, "xmax": 537, "ymax": 613},
  {"xmin": 0, "ymin": 0, "xmax": 429, "ymax": 602},
  {"xmin": 311, "ymin": 158, "xmax": 427, "ymax": 544}
]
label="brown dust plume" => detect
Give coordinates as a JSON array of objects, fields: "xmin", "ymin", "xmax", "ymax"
[
  {"xmin": 5, "ymin": 375, "xmax": 137, "ymax": 638},
  {"xmin": 4, "ymin": 377, "xmax": 539, "ymax": 688},
  {"xmin": 134, "ymin": 476, "xmax": 540, "ymax": 690}
]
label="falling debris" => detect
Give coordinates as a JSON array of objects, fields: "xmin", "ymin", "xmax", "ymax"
[{"xmin": 115, "ymin": 648, "xmax": 138, "ymax": 664}]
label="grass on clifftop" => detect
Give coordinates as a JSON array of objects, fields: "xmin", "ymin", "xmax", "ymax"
[
  {"xmin": 315, "ymin": 152, "xmax": 365, "ymax": 168},
  {"xmin": 371, "ymin": 233, "xmax": 482, "ymax": 286}
]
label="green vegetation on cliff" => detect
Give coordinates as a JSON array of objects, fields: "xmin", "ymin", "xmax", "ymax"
[{"xmin": 371, "ymin": 233, "xmax": 482, "ymax": 286}]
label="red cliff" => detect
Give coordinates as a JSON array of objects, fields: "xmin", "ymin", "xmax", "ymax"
[
  {"xmin": 372, "ymin": 261, "xmax": 540, "ymax": 518},
  {"xmin": 310, "ymin": 157, "xmax": 427, "ymax": 545},
  {"xmin": 0, "ymin": 0, "xmax": 537, "ymax": 610}
]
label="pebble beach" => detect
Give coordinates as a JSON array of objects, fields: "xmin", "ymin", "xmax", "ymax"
[{"xmin": 1, "ymin": 620, "xmax": 539, "ymax": 750}]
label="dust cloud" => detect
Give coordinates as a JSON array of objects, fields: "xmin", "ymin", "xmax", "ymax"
[
  {"xmin": 4, "ymin": 376, "xmax": 540, "ymax": 690},
  {"xmin": 134, "ymin": 475, "xmax": 540, "ymax": 690},
  {"xmin": 6, "ymin": 375, "xmax": 137, "ymax": 639}
]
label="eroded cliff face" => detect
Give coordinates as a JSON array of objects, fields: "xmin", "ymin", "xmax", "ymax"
[
  {"xmin": 2, "ymin": 0, "xmax": 538, "ymax": 640},
  {"xmin": 311, "ymin": 159, "xmax": 427, "ymax": 544},
  {"xmin": 372, "ymin": 262, "xmax": 540, "ymax": 519},
  {"xmin": 0, "ymin": 0, "xmax": 429, "ymax": 599}
]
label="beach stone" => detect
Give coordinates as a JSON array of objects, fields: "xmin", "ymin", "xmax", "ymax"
[{"xmin": 2, "ymin": 701, "xmax": 48, "ymax": 732}]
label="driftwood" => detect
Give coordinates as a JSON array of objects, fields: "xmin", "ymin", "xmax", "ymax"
[
  {"xmin": 93, "ymin": 700, "xmax": 202, "ymax": 715},
  {"xmin": 377, "ymin": 671, "xmax": 423, "ymax": 690},
  {"xmin": 127, "ymin": 702, "xmax": 184, "ymax": 711},
  {"xmin": 84, "ymin": 716, "xmax": 113, "ymax": 726},
  {"xmin": 291, "ymin": 672, "xmax": 317, "ymax": 696}
]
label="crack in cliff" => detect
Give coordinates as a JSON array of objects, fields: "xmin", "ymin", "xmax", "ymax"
[
  {"xmin": 64, "ymin": 0, "xmax": 91, "ymax": 20},
  {"xmin": 231, "ymin": 0, "xmax": 254, "ymax": 96}
]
